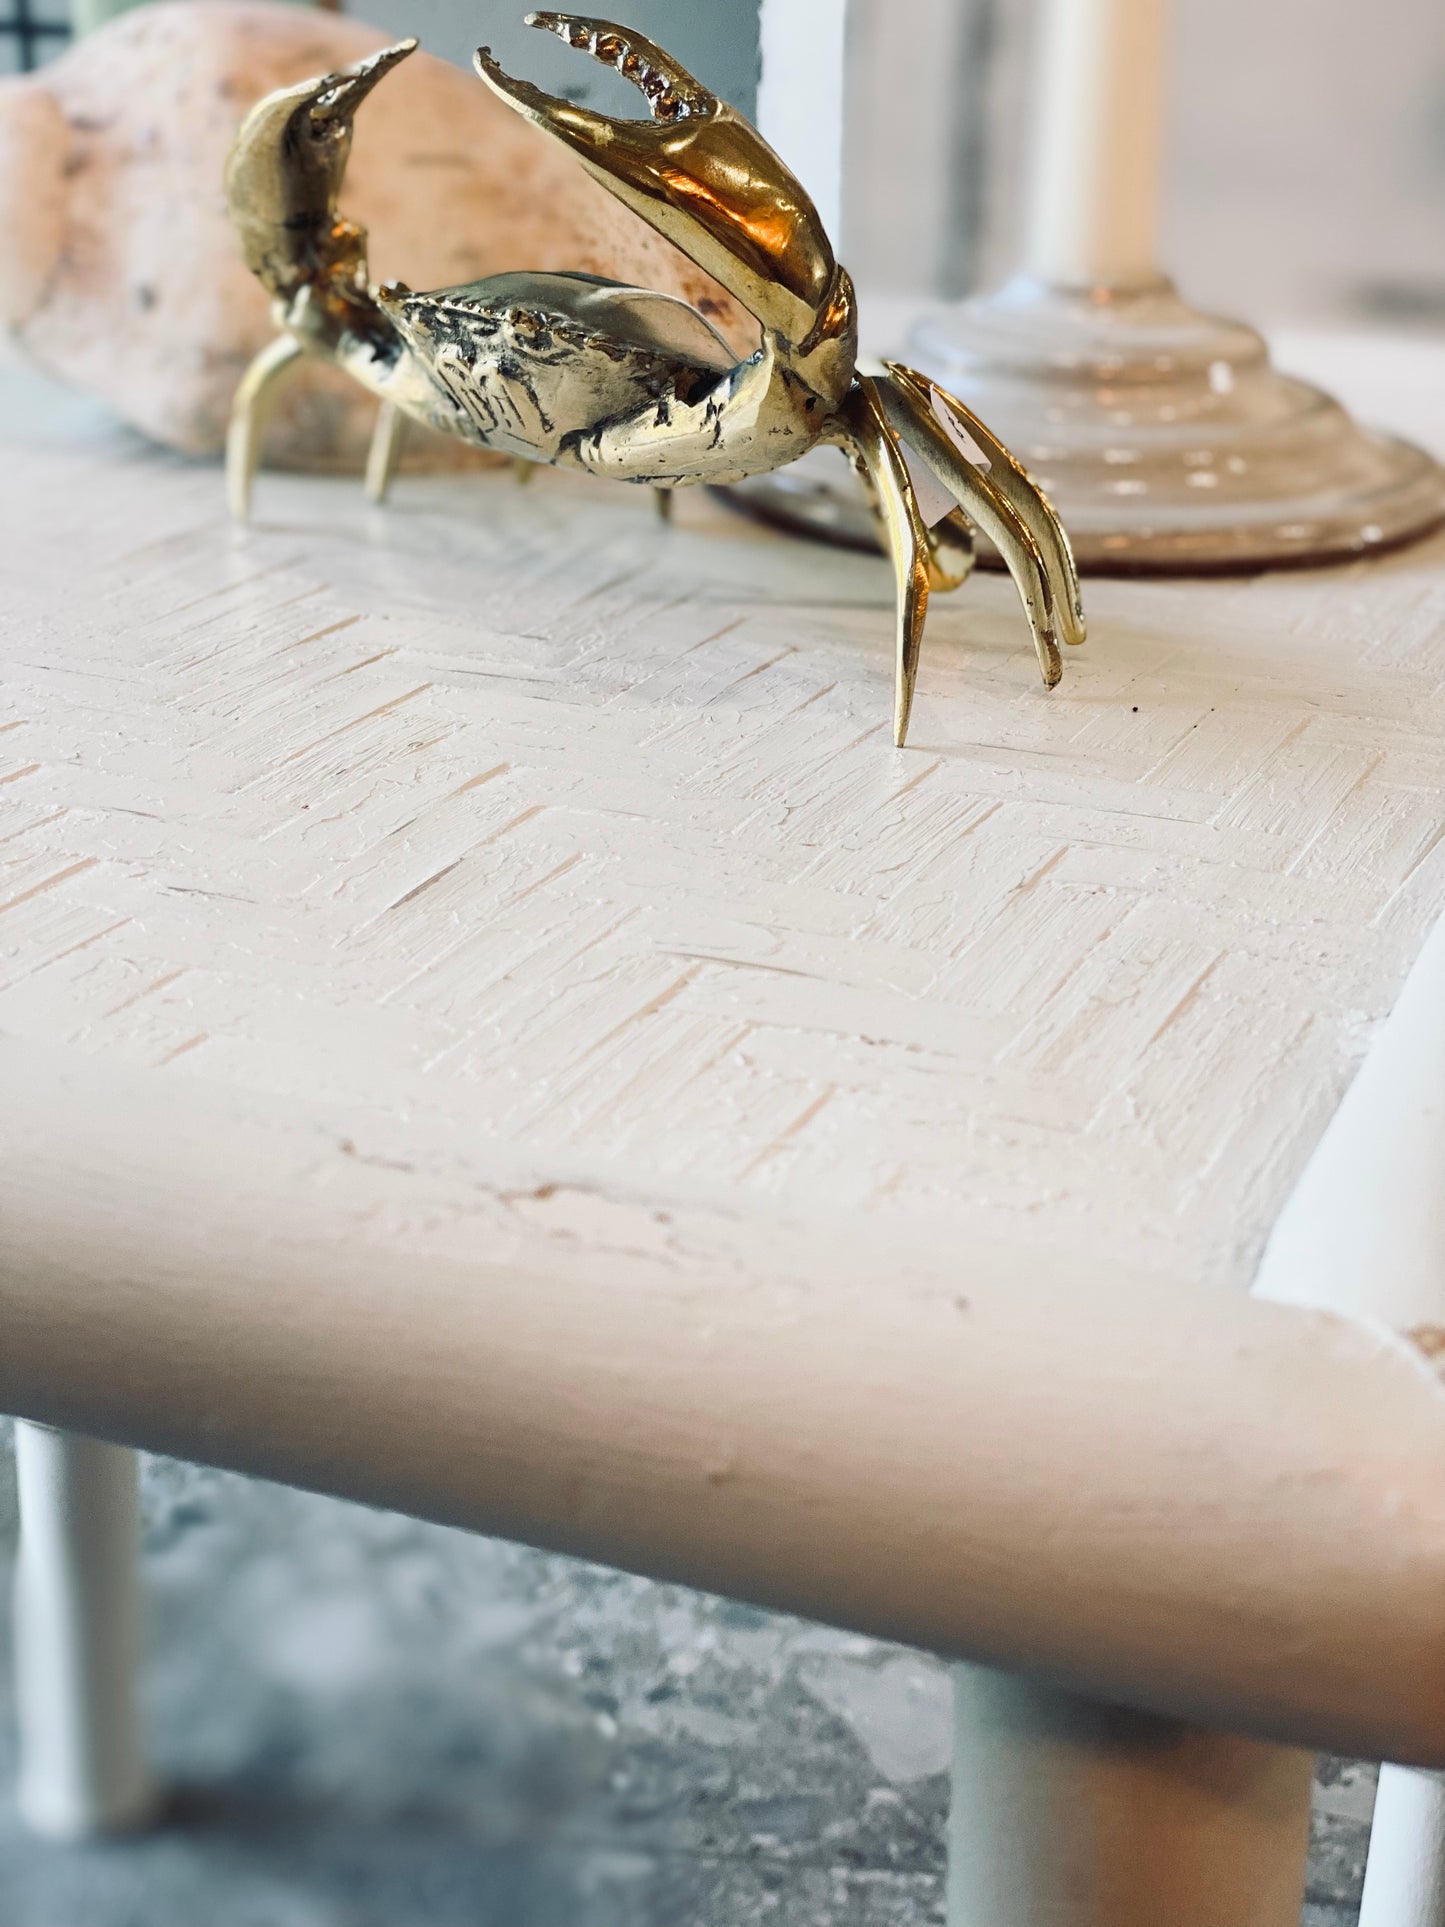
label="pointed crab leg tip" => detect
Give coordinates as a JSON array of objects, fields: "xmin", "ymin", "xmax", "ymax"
[{"xmin": 226, "ymin": 454, "xmax": 255, "ymax": 522}]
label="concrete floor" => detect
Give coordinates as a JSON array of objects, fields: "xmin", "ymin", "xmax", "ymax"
[{"xmin": 0, "ymin": 1432, "xmax": 1375, "ymax": 1926}]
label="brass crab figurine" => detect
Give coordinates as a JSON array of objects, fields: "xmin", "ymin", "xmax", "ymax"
[{"xmin": 225, "ymin": 12, "xmax": 1084, "ymax": 746}]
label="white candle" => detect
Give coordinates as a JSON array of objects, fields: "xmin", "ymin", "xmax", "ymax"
[{"xmin": 1025, "ymin": 0, "xmax": 1166, "ymax": 288}]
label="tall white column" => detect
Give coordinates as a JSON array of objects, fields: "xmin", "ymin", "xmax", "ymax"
[
  {"xmin": 755, "ymin": 0, "xmax": 848, "ymax": 242},
  {"xmin": 1254, "ymin": 911, "xmax": 1445, "ymax": 1927},
  {"xmin": 1358, "ymin": 1768, "xmax": 1445, "ymax": 1927},
  {"xmin": 1025, "ymin": 0, "xmax": 1166, "ymax": 286},
  {"xmin": 14, "ymin": 1425, "xmax": 154, "ymax": 1837}
]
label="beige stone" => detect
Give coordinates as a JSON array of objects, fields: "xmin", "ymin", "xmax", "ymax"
[{"xmin": 0, "ymin": 1, "xmax": 752, "ymax": 469}]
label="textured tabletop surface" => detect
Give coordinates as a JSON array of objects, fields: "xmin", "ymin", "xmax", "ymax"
[{"xmin": 4, "ymin": 349, "xmax": 1445, "ymax": 1305}]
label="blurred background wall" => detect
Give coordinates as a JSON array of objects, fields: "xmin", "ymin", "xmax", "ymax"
[
  {"xmin": 7, "ymin": 0, "xmax": 1443, "ymax": 328},
  {"xmin": 843, "ymin": 0, "xmax": 1445, "ymax": 323},
  {"xmin": 336, "ymin": 0, "xmax": 759, "ymax": 129},
  {"xmin": 337, "ymin": 0, "xmax": 1445, "ymax": 328}
]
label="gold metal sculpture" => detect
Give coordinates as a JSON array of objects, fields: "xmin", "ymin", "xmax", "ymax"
[{"xmin": 225, "ymin": 13, "xmax": 1085, "ymax": 746}]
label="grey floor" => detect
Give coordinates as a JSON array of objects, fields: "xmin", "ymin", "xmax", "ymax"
[{"xmin": 0, "ymin": 1432, "xmax": 1374, "ymax": 1926}]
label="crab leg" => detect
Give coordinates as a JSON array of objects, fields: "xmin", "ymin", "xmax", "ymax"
[
  {"xmin": 883, "ymin": 361, "xmax": 1086, "ymax": 653},
  {"xmin": 364, "ymin": 401, "xmax": 407, "ymax": 505},
  {"xmin": 871, "ymin": 371, "xmax": 1064, "ymax": 689},
  {"xmin": 925, "ymin": 509, "xmax": 977, "ymax": 594},
  {"xmin": 839, "ymin": 381, "xmax": 934, "ymax": 748},
  {"xmin": 226, "ymin": 334, "xmax": 307, "ymax": 523}
]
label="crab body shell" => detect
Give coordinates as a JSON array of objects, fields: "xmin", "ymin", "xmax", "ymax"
[{"xmin": 311, "ymin": 268, "xmax": 825, "ymax": 488}]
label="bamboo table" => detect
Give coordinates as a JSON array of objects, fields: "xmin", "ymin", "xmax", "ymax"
[{"xmin": 4, "ymin": 343, "xmax": 1445, "ymax": 1925}]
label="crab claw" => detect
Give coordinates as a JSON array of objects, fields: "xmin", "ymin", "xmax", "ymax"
[
  {"xmin": 226, "ymin": 39, "xmax": 418, "ymax": 296},
  {"xmin": 474, "ymin": 15, "xmax": 838, "ymax": 345},
  {"xmin": 527, "ymin": 12, "xmax": 717, "ymax": 121},
  {"xmin": 308, "ymin": 37, "xmax": 419, "ymax": 128}
]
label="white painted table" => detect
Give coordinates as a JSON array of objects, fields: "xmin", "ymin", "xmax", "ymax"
[{"xmin": 4, "ymin": 344, "xmax": 1445, "ymax": 1924}]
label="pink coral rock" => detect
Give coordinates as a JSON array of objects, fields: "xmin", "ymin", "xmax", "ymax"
[{"xmin": 0, "ymin": 1, "xmax": 751, "ymax": 469}]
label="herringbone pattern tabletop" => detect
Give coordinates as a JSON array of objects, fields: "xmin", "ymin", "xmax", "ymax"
[{"xmin": 4, "ymin": 430, "xmax": 1444, "ymax": 1295}]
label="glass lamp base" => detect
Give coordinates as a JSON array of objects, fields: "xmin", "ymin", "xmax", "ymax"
[{"xmin": 722, "ymin": 277, "xmax": 1445, "ymax": 574}]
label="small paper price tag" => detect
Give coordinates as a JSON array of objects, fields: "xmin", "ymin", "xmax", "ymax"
[
  {"xmin": 892, "ymin": 382, "xmax": 994, "ymax": 529},
  {"xmin": 930, "ymin": 389, "xmax": 992, "ymax": 472},
  {"xmin": 899, "ymin": 445, "xmax": 958, "ymax": 529}
]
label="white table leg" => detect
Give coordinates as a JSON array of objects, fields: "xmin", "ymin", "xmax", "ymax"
[
  {"xmin": 947, "ymin": 1667, "xmax": 1313, "ymax": 1927},
  {"xmin": 1251, "ymin": 914, "xmax": 1445, "ymax": 1925},
  {"xmin": 1358, "ymin": 1767, "xmax": 1445, "ymax": 1927},
  {"xmin": 13, "ymin": 1423, "xmax": 154, "ymax": 1837}
]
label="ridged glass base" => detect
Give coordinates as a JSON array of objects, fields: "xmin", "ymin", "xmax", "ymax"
[{"xmin": 723, "ymin": 278, "xmax": 1445, "ymax": 574}]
